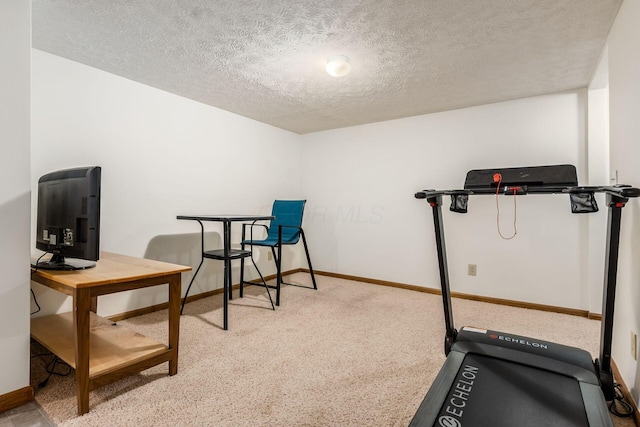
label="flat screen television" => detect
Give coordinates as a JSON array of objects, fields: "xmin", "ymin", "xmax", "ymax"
[{"xmin": 33, "ymin": 166, "xmax": 101, "ymax": 270}]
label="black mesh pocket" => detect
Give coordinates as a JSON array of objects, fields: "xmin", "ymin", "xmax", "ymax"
[
  {"xmin": 570, "ymin": 192, "xmax": 598, "ymax": 213},
  {"xmin": 450, "ymin": 194, "xmax": 468, "ymax": 213}
]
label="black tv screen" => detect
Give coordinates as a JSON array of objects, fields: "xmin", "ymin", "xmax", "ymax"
[{"xmin": 33, "ymin": 166, "xmax": 101, "ymax": 270}]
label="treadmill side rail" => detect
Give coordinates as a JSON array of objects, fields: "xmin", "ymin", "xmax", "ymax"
[
  {"xmin": 581, "ymin": 383, "xmax": 615, "ymax": 427},
  {"xmin": 409, "ymin": 351, "xmax": 465, "ymax": 427}
]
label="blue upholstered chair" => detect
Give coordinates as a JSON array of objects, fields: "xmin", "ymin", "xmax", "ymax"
[{"xmin": 239, "ymin": 200, "xmax": 317, "ymax": 306}]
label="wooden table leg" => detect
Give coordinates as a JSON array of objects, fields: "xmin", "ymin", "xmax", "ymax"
[
  {"xmin": 168, "ymin": 273, "xmax": 181, "ymax": 376},
  {"xmin": 73, "ymin": 288, "xmax": 91, "ymax": 415}
]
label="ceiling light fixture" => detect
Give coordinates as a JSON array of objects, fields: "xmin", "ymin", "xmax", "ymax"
[{"xmin": 326, "ymin": 55, "xmax": 351, "ymax": 77}]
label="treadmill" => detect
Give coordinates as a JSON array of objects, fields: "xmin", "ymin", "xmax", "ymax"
[{"xmin": 411, "ymin": 165, "xmax": 640, "ymax": 427}]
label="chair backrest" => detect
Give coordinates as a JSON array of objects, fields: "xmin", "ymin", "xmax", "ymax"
[{"xmin": 268, "ymin": 200, "xmax": 306, "ymax": 244}]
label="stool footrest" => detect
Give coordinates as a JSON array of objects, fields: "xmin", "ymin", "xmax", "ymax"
[{"xmin": 203, "ymin": 249, "xmax": 252, "ymax": 260}]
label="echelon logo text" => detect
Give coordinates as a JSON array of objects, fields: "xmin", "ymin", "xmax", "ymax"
[
  {"xmin": 438, "ymin": 415, "xmax": 461, "ymax": 427},
  {"xmin": 489, "ymin": 333, "xmax": 549, "ymax": 350},
  {"xmin": 438, "ymin": 364, "xmax": 478, "ymax": 427}
]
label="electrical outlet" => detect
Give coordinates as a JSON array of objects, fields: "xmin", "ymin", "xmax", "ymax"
[
  {"xmin": 268, "ymin": 252, "xmax": 273, "ymax": 261},
  {"xmin": 632, "ymin": 331, "xmax": 638, "ymax": 360},
  {"xmin": 468, "ymin": 264, "xmax": 477, "ymax": 276}
]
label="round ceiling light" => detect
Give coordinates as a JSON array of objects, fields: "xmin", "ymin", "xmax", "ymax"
[{"xmin": 326, "ymin": 55, "xmax": 351, "ymax": 77}]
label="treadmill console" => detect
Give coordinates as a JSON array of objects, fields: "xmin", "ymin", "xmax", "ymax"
[{"xmin": 464, "ymin": 164, "xmax": 578, "ymax": 191}]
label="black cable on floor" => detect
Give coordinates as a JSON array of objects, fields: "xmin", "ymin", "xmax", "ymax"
[
  {"xmin": 32, "ymin": 352, "xmax": 72, "ymax": 389},
  {"xmin": 609, "ymin": 383, "xmax": 633, "ymax": 418}
]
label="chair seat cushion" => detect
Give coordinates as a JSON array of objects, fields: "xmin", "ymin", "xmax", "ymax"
[
  {"xmin": 242, "ymin": 237, "xmax": 299, "ymax": 247},
  {"xmin": 243, "ymin": 238, "xmax": 276, "ymax": 247}
]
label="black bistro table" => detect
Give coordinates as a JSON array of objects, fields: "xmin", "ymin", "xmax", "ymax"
[{"xmin": 177, "ymin": 214, "xmax": 274, "ymax": 330}]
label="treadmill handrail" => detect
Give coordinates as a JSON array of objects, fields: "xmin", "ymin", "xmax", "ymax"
[{"xmin": 415, "ymin": 184, "xmax": 640, "ymax": 200}]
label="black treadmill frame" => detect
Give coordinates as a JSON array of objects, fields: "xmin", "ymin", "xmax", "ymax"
[{"xmin": 414, "ymin": 165, "xmax": 640, "ymax": 402}]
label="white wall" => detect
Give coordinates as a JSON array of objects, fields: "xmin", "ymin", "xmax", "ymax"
[
  {"xmin": 0, "ymin": 0, "xmax": 31, "ymax": 398},
  {"xmin": 301, "ymin": 91, "xmax": 599, "ymax": 311},
  {"xmin": 587, "ymin": 47, "xmax": 611, "ymax": 315},
  {"xmin": 586, "ymin": 86, "xmax": 610, "ymax": 315},
  {"xmin": 31, "ymin": 50, "xmax": 304, "ymax": 317},
  {"xmin": 606, "ymin": 0, "xmax": 640, "ymax": 403}
]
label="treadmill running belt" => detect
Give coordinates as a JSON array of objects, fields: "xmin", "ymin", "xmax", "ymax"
[{"xmin": 435, "ymin": 353, "xmax": 589, "ymax": 427}]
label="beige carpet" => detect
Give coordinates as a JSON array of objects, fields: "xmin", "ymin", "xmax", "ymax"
[{"xmin": 30, "ymin": 273, "xmax": 635, "ymax": 426}]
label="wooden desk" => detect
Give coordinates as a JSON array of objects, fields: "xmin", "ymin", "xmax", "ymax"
[{"xmin": 30, "ymin": 252, "xmax": 191, "ymax": 415}]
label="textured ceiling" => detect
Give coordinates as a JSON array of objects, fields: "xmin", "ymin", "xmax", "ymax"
[{"xmin": 32, "ymin": 0, "xmax": 621, "ymax": 134}]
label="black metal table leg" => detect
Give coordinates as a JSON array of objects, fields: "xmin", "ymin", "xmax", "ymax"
[{"xmin": 223, "ymin": 220, "xmax": 230, "ymax": 330}]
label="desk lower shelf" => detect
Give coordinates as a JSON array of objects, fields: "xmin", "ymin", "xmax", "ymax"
[{"xmin": 31, "ymin": 312, "xmax": 168, "ymax": 380}]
